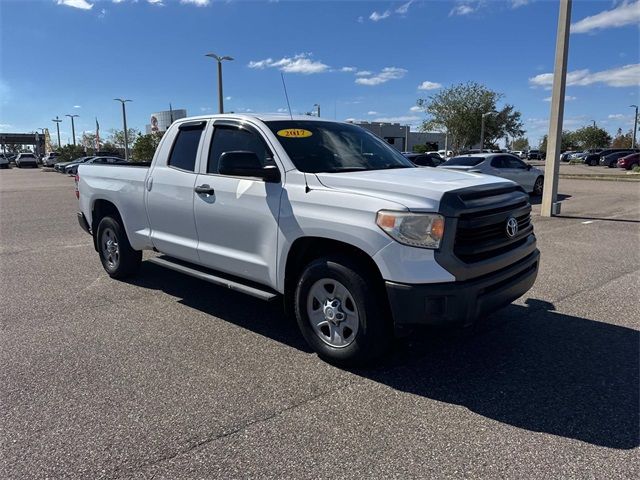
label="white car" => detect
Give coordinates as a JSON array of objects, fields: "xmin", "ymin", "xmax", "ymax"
[
  {"xmin": 439, "ymin": 153, "xmax": 544, "ymax": 195},
  {"xmin": 42, "ymin": 152, "xmax": 60, "ymax": 167},
  {"xmin": 437, "ymin": 150, "xmax": 453, "ymax": 159},
  {"xmin": 77, "ymin": 114, "xmax": 539, "ymax": 365},
  {"xmin": 15, "ymin": 153, "xmax": 39, "ymax": 168}
]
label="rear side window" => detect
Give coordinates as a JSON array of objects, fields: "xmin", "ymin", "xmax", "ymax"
[
  {"xmin": 168, "ymin": 124, "xmax": 204, "ymax": 172},
  {"xmin": 208, "ymin": 126, "xmax": 271, "ymax": 174},
  {"xmin": 444, "ymin": 156, "xmax": 485, "ymax": 167}
]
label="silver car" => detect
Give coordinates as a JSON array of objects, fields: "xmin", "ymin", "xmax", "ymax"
[
  {"xmin": 15, "ymin": 153, "xmax": 39, "ymax": 168},
  {"xmin": 439, "ymin": 153, "xmax": 544, "ymax": 195}
]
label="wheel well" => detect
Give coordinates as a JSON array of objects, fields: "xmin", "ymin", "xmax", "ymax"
[
  {"xmin": 91, "ymin": 200, "xmax": 121, "ymax": 250},
  {"xmin": 283, "ymin": 237, "xmax": 387, "ymax": 316}
]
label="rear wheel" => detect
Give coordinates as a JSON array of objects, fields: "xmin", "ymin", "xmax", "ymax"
[
  {"xmin": 294, "ymin": 255, "xmax": 391, "ymax": 366},
  {"xmin": 96, "ymin": 216, "xmax": 141, "ymax": 279},
  {"xmin": 627, "ymin": 162, "xmax": 638, "ymax": 171}
]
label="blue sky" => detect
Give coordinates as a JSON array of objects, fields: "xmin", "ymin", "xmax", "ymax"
[{"xmin": 1, "ymin": 0, "xmax": 639, "ymax": 146}]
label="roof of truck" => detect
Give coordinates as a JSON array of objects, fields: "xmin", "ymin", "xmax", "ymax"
[{"xmin": 174, "ymin": 113, "xmax": 347, "ymax": 124}]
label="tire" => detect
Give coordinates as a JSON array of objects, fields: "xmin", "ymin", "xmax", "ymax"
[
  {"xmin": 627, "ymin": 163, "xmax": 638, "ymax": 171},
  {"xmin": 294, "ymin": 255, "xmax": 391, "ymax": 366},
  {"xmin": 589, "ymin": 159, "xmax": 598, "ymax": 166},
  {"xmin": 533, "ymin": 176, "xmax": 544, "ymax": 196},
  {"xmin": 96, "ymin": 216, "xmax": 141, "ymax": 279},
  {"xmin": 607, "ymin": 162, "xmax": 615, "ymax": 168}
]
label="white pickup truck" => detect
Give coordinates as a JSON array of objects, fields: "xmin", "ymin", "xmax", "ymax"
[{"xmin": 77, "ymin": 115, "xmax": 539, "ymax": 365}]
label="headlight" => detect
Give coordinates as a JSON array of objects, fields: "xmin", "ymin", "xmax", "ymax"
[{"xmin": 376, "ymin": 211, "xmax": 445, "ymax": 249}]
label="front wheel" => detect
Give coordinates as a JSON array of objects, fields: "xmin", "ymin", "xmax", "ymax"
[
  {"xmin": 533, "ymin": 176, "xmax": 544, "ymax": 196},
  {"xmin": 294, "ymin": 256, "xmax": 391, "ymax": 366},
  {"xmin": 96, "ymin": 216, "xmax": 141, "ymax": 279}
]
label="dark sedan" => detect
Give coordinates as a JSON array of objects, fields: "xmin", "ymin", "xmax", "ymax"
[
  {"xmin": 599, "ymin": 149, "xmax": 638, "ymax": 168},
  {"xmin": 402, "ymin": 152, "xmax": 442, "ymax": 167}
]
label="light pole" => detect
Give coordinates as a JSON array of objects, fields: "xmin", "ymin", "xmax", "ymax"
[
  {"xmin": 52, "ymin": 116, "xmax": 62, "ymax": 148},
  {"xmin": 591, "ymin": 120, "xmax": 596, "ymax": 128},
  {"xmin": 630, "ymin": 105, "xmax": 638, "ymax": 149},
  {"xmin": 114, "ymin": 98, "xmax": 132, "ymax": 161},
  {"xmin": 205, "ymin": 53, "xmax": 233, "ymax": 114},
  {"xmin": 65, "ymin": 114, "xmax": 79, "ymax": 146},
  {"xmin": 480, "ymin": 111, "xmax": 497, "ymax": 151}
]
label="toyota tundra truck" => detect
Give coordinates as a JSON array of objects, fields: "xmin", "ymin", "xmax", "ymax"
[{"xmin": 76, "ymin": 115, "xmax": 539, "ymax": 365}]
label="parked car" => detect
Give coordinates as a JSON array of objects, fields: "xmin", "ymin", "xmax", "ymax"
[
  {"xmin": 55, "ymin": 156, "xmax": 94, "ymax": 173},
  {"xmin": 599, "ymin": 149, "xmax": 637, "ymax": 168},
  {"xmin": 617, "ymin": 152, "xmax": 640, "ymax": 170},
  {"xmin": 437, "ymin": 150, "xmax": 453, "ymax": 159},
  {"xmin": 65, "ymin": 156, "xmax": 126, "ymax": 175},
  {"xmin": 527, "ymin": 150, "xmax": 545, "ymax": 160},
  {"xmin": 0, "ymin": 154, "xmax": 9, "ymax": 169},
  {"xmin": 402, "ymin": 152, "xmax": 442, "ymax": 167},
  {"xmin": 560, "ymin": 151, "xmax": 579, "ymax": 162},
  {"xmin": 15, "ymin": 153, "xmax": 39, "ymax": 168},
  {"xmin": 439, "ymin": 153, "xmax": 544, "ymax": 195},
  {"xmin": 41, "ymin": 152, "xmax": 60, "ymax": 167},
  {"xmin": 76, "ymin": 114, "xmax": 539, "ymax": 366},
  {"xmin": 583, "ymin": 148, "xmax": 627, "ymax": 166}
]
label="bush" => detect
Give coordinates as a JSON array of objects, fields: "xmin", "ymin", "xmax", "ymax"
[
  {"xmin": 632, "ymin": 165, "xmax": 640, "ymax": 173},
  {"xmin": 56, "ymin": 145, "xmax": 88, "ymax": 163}
]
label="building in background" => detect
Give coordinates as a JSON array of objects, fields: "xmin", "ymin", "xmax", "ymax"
[
  {"xmin": 145, "ymin": 108, "xmax": 187, "ymax": 134},
  {"xmin": 349, "ymin": 121, "xmax": 447, "ymax": 152}
]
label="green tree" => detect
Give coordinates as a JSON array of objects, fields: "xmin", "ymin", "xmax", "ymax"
[
  {"xmin": 611, "ymin": 128, "xmax": 633, "ymax": 149},
  {"xmin": 57, "ymin": 144, "xmax": 87, "ymax": 162},
  {"xmin": 108, "ymin": 128, "xmax": 140, "ymax": 150},
  {"xmin": 539, "ymin": 130, "xmax": 580, "ymax": 153},
  {"xmin": 572, "ymin": 125, "xmax": 611, "ymax": 150},
  {"xmin": 132, "ymin": 132, "xmax": 163, "ymax": 162},
  {"xmin": 412, "ymin": 144, "xmax": 428, "ymax": 153},
  {"xmin": 417, "ymin": 82, "xmax": 524, "ymax": 151},
  {"xmin": 511, "ymin": 137, "xmax": 529, "ymax": 151}
]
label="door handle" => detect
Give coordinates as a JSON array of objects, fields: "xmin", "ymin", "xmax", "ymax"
[{"xmin": 194, "ymin": 184, "xmax": 215, "ymax": 195}]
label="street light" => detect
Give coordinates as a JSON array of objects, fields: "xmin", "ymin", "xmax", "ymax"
[
  {"xmin": 114, "ymin": 98, "xmax": 132, "ymax": 161},
  {"xmin": 630, "ymin": 105, "xmax": 638, "ymax": 149},
  {"xmin": 480, "ymin": 111, "xmax": 498, "ymax": 151},
  {"xmin": 65, "ymin": 114, "xmax": 79, "ymax": 146},
  {"xmin": 52, "ymin": 116, "xmax": 63, "ymax": 148},
  {"xmin": 205, "ymin": 53, "xmax": 233, "ymax": 114}
]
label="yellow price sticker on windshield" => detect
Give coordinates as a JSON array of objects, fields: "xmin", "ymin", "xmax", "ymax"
[{"xmin": 277, "ymin": 128, "xmax": 313, "ymax": 138}]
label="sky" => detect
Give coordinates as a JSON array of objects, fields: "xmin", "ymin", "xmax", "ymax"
[{"xmin": 0, "ymin": 0, "xmax": 639, "ymax": 146}]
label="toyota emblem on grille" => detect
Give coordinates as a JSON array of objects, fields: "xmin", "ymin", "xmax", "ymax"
[{"xmin": 505, "ymin": 217, "xmax": 519, "ymax": 238}]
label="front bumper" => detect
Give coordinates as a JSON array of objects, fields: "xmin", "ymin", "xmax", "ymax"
[{"xmin": 386, "ymin": 249, "xmax": 539, "ymax": 330}]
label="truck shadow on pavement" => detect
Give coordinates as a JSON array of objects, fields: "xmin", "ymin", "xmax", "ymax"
[
  {"xmin": 528, "ymin": 193, "xmax": 571, "ymax": 205},
  {"xmin": 129, "ymin": 264, "xmax": 639, "ymax": 450}
]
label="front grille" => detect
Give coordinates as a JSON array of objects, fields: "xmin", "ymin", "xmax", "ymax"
[{"xmin": 452, "ymin": 187, "xmax": 533, "ymax": 264}]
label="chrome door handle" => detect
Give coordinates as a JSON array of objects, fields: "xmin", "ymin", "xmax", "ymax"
[{"xmin": 194, "ymin": 184, "xmax": 215, "ymax": 195}]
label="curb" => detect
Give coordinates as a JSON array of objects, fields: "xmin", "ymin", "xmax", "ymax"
[{"xmin": 558, "ymin": 174, "xmax": 640, "ymax": 182}]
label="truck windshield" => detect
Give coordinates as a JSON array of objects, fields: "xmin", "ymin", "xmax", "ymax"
[{"xmin": 265, "ymin": 120, "xmax": 414, "ymax": 173}]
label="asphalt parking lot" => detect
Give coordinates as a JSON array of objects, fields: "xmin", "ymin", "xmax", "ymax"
[{"xmin": 1, "ymin": 168, "xmax": 638, "ymax": 479}]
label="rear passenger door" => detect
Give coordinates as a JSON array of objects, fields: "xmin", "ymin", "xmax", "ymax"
[{"xmin": 145, "ymin": 121, "xmax": 206, "ymax": 263}]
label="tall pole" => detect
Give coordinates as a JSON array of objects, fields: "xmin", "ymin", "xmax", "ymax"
[
  {"xmin": 65, "ymin": 114, "xmax": 79, "ymax": 146},
  {"xmin": 480, "ymin": 111, "xmax": 497, "ymax": 151},
  {"xmin": 52, "ymin": 116, "xmax": 62, "ymax": 148},
  {"xmin": 541, "ymin": 0, "xmax": 572, "ymax": 218},
  {"xmin": 630, "ymin": 105, "xmax": 638, "ymax": 149},
  {"xmin": 205, "ymin": 53, "xmax": 234, "ymax": 114},
  {"xmin": 114, "ymin": 98, "xmax": 132, "ymax": 161}
]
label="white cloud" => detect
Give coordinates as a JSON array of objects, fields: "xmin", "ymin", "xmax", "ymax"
[
  {"xmin": 277, "ymin": 108, "xmax": 288, "ymax": 113},
  {"xmin": 98, "ymin": 7, "xmax": 106, "ymax": 18},
  {"xmin": 180, "ymin": 0, "xmax": 210, "ymax": 6},
  {"xmin": 530, "ymin": 64, "xmax": 640, "ymax": 88},
  {"xmin": 543, "ymin": 95, "xmax": 577, "ymax": 102},
  {"xmin": 449, "ymin": 4, "xmax": 476, "ymax": 16},
  {"xmin": 369, "ymin": 10, "xmax": 391, "ymax": 21},
  {"xmin": 112, "ymin": 0, "xmax": 125, "ymax": 3},
  {"xmin": 357, "ymin": 16, "xmax": 364, "ymax": 23},
  {"xmin": 608, "ymin": 113, "xmax": 632, "ymax": 120},
  {"xmin": 417, "ymin": 80, "xmax": 442, "ymax": 90},
  {"xmin": 510, "ymin": 0, "xmax": 530, "ymax": 8},
  {"xmin": 73, "ymin": 105, "xmax": 82, "ymax": 108},
  {"xmin": 0, "ymin": 123, "xmax": 12, "ymax": 131},
  {"xmin": 248, "ymin": 53, "xmax": 329, "ymax": 74},
  {"xmin": 396, "ymin": 1, "xmax": 414, "ymax": 14},
  {"xmin": 56, "ymin": 0, "xmax": 93, "ymax": 10},
  {"xmin": 367, "ymin": 111, "xmax": 378, "ymax": 115},
  {"xmin": 340, "ymin": 66, "xmax": 356, "ymax": 72},
  {"xmin": 409, "ymin": 105, "xmax": 422, "ymax": 112},
  {"xmin": 571, "ymin": 1, "xmax": 640, "ymax": 34},
  {"xmin": 225, "ymin": 96, "xmax": 232, "ymax": 101},
  {"xmin": 355, "ymin": 67, "xmax": 407, "ymax": 86},
  {"xmin": 147, "ymin": 0, "xmax": 164, "ymax": 5},
  {"xmin": 373, "ymin": 115, "xmax": 420, "ymax": 124},
  {"xmin": 355, "ymin": 70, "xmax": 372, "ymax": 77}
]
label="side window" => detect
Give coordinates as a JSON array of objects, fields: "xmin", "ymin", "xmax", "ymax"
[
  {"xmin": 168, "ymin": 125, "xmax": 204, "ymax": 172},
  {"xmin": 208, "ymin": 126, "xmax": 271, "ymax": 174},
  {"xmin": 491, "ymin": 157, "xmax": 505, "ymax": 168},
  {"xmin": 508, "ymin": 157, "xmax": 527, "ymax": 169}
]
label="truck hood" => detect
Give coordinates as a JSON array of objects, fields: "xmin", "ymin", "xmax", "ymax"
[{"xmin": 315, "ymin": 167, "xmax": 511, "ymax": 210}]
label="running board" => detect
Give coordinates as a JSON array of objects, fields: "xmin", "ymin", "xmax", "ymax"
[{"xmin": 147, "ymin": 256, "xmax": 278, "ymax": 301}]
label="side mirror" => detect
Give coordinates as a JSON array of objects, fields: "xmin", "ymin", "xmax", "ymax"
[{"xmin": 218, "ymin": 151, "xmax": 281, "ymax": 183}]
